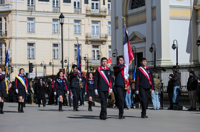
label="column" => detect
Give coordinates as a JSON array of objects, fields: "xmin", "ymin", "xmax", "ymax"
[
  {"xmin": 111, "ymin": 0, "xmax": 116, "ymax": 66},
  {"xmin": 118, "ymin": 0, "xmax": 123, "ymax": 56}
]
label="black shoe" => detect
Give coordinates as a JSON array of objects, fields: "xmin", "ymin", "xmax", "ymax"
[
  {"xmin": 21, "ymin": 110, "xmax": 24, "ymax": 113},
  {"xmin": 59, "ymin": 109, "xmax": 63, "ymax": 112},
  {"xmin": 43, "ymin": 105, "xmax": 45, "ymax": 107},
  {"xmin": 75, "ymin": 109, "xmax": 79, "ymax": 111},
  {"xmin": 0, "ymin": 110, "xmax": 4, "ymax": 114},
  {"xmin": 38, "ymin": 105, "xmax": 40, "ymax": 107},
  {"xmin": 168, "ymin": 107, "xmax": 173, "ymax": 110},
  {"xmin": 18, "ymin": 109, "xmax": 21, "ymax": 113},
  {"xmin": 141, "ymin": 115, "xmax": 148, "ymax": 118},
  {"xmin": 188, "ymin": 107, "xmax": 193, "ymax": 111},
  {"xmin": 193, "ymin": 108, "xmax": 196, "ymax": 111},
  {"xmin": 119, "ymin": 116, "xmax": 125, "ymax": 119},
  {"xmin": 100, "ymin": 115, "xmax": 106, "ymax": 120}
]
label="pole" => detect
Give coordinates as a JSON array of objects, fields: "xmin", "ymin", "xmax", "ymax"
[
  {"xmin": 176, "ymin": 47, "xmax": 178, "ymax": 69},
  {"xmin": 87, "ymin": 60, "xmax": 88, "ymax": 74},
  {"xmin": 61, "ymin": 23, "xmax": 64, "ymax": 69},
  {"xmin": 154, "ymin": 49, "xmax": 156, "ymax": 72}
]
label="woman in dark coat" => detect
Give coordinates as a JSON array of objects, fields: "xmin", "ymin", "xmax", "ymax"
[{"xmin": 36, "ymin": 78, "xmax": 46, "ymax": 107}]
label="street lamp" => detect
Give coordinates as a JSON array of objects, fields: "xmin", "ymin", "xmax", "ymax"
[
  {"xmin": 172, "ymin": 39, "xmax": 179, "ymax": 69},
  {"xmin": 132, "ymin": 46, "xmax": 137, "ymax": 67},
  {"xmin": 112, "ymin": 49, "xmax": 118, "ymax": 58},
  {"xmin": 84, "ymin": 54, "xmax": 89, "ymax": 74},
  {"xmin": 97, "ymin": 51, "xmax": 102, "ymax": 60},
  {"xmin": 59, "ymin": 13, "xmax": 64, "ymax": 69},
  {"xmin": 49, "ymin": 59, "xmax": 54, "ymax": 76},
  {"xmin": 64, "ymin": 57, "xmax": 69, "ymax": 75},
  {"xmin": 40, "ymin": 61, "xmax": 46, "ymax": 77},
  {"xmin": 149, "ymin": 43, "xmax": 157, "ymax": 72},
  {"xmin": 196, "ymin": 36, "xmax": 200, "ymax": 47}
]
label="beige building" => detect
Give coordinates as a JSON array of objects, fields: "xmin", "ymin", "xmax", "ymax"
[{"xmin": 0, "ymin": 0, "xmax": 111, "ymax": 80}]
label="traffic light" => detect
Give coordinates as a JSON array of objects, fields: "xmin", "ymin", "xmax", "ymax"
[
  {"xmin": 29, "ymin": 63, "xmax": 34, "ymax": 73},
  {"xmin": 11, "ymin": 67, "xmax": 14, "ymax": 73}
]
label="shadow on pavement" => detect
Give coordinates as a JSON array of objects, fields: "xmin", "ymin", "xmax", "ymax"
[{"xmin": 4, "ymin": 111, "xmax": 19, "ymax": 113}]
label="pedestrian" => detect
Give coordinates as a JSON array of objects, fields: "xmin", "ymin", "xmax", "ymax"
[
  {"xmin": 54, "ymin": 71, "xmax": 69, "ymax": 111},
  {"xmin": 29, "ymin": 79, "xmax": 35, "ymax": 104},
  {"xmin": 85, "ymin": 73, "xmax": 95, "ymax": 111},
  {"xmin": 171, "ymin": 69, "xmax": 181, "ymax": 105},
  {"xmin": 0, "ymin": 68, "xmax": 6, "ymax": 114},
  {"xmin": 125, "ymin": 76, "xmax": 132, "ymax": 110},
  {"xmin": 131, "ymin": 80, "xmax": 136, "ymax": 109},
  {"xmin": 196, "ymin": 73, "xmax": 200, "ymax": 111},
  {"xmin": 94, "ymin": 57, "xmax": 112, "ymax": 120},
  {"xmin": 15, "ymin": 68, "xmax": 28, "ymax": 113},
  {"xmin": 47, "ymin": 79, "xmax": 52, "ymax": 105},
  {"xmin": 36, "ymin": 78, "xmax": 46, "ymax": 107},
  {"xmin": 187, "ymin": 71, "xmax": 198, "ymax": 111},
  {"xmin": 167, "ymin": 74, "xmax": 174, "ymax": 110},
  {"xmin": 70, "ymin": 65, "xmax": 80, "ymax": 111},
  {"xmin": 152, "ymin": 73, "xmax": 160, "ymax": 110},
  {"xmin": 135, "ymin": 58, "xmax": 155, "ymax": 118}
]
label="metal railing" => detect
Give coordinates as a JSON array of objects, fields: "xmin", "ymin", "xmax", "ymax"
[
  {"xmin": 86, "ymin": 7, "xmax": 107, "ymax": 15},
  {"xmin": 86, "ymin": 33, "xmax": 108, "ymax": 40},
  {"xmin": 74, "ymin": 8, "xmax": 81, "ymax": 14},
  {"xmin": 27, "ymin": 5, "xmax": 35, "ymax": 11},
  {"xmin": 108, "ymin": 10, "xmax": 111, "ymax": 15},
  {"xmin": 0, "ymin": 4, "xmax": 12, "ymax": 11},
  {"xmin": 53, "ymin": 6, "xmax": 59, "ymax": 12},
  {"xmin": 27, "ymin": 30, "xmax": 35, "ymax": 33}
]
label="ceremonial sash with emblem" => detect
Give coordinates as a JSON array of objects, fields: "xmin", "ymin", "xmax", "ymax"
[
  {"xmin": 97, "ymin": 67, "xmax": 110, "ymax": 87},
  {"xmin": 16, "ymin": 75, "xmax": 27, "ymax": 91},
  {"xmin": 138, "ymin": 66, "xmax": 152, "ymax": 85}
]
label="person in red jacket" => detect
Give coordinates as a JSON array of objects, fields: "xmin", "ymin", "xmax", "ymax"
[{"xmin": 15, "ymin": 68, "xmax": 28, "ymax": 113}]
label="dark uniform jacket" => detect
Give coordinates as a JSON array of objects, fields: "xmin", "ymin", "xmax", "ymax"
[
  {"xmin": 135, "ymin": 66, "xmax": 155, "ymax": 91},
  {"xmin": 36, "ymin": 83, "xmax": 46, "ymax": 99},
  {"xmin": 113, "ymin": 64, "xmax": 125, "ymax": 88},
  {"xmin": 85, "ymin": 78, "xmax": 95, "ymax": 92},
  {"xmin": 70, "ymin": 71, "xmax": 79, "ymax": 89},
  {"xmin": 167, "ymin": 79, "xmax": 174, "ymax": 93},
  {"xmin": 54, "ymin": 77, "xmax": 69, "ymax": 93},
  {"xmin": 15, "ymin": 74, "xmax": 28, "ymax": 90},
  {"xmin": 171, "ymin": 73, "xmax": 181, "ymax": 86},
  {"xmin": 187, "ymin": 75, "xmax": 198, "ymax": 91},
  {"xmin": 0, "ymin": 74, "xmax": 6, "ymax": 90},
  {"xmin": 94, "ymin": 66, "xmax": 112, "ymax": 92}
]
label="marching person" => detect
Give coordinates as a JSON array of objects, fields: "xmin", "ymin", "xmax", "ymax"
[
  {"xmin": 36, "ymin": 78, "xmax": 46, "ymax": 107},
  {"xmin": 54, "ymin": 71, "xmax": 69, "ymax": 111},
  {"xmin": 135, "ymin": 58, "xmax": 155, "ymax": 118},
  {"xmin": 0, "ymin": 68, "xmax": 6, "ymax": 114},
  {"xmin": 15, "ymin": 68, "xmax": 28, "ymax": 113},
  {"xmin": 113, "ymin": 56, "xmax": 126, "ymax": 119},
  {"xmin": 94, "ymin": 57, "xmax": 112, "ymax": 120},
  {"xmin": 85, "ymin": 73, "xmax": 95, "ymax": 111},
  {"xmin": 70, "ymin": 65, "xmax": 80, "ymax": 111}
]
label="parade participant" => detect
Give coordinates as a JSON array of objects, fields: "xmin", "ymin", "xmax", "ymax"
[
  {"xmin": 36, "ymin": 78, "xmax": 46, "ymax": 107},
  {"xmin": 85, "ymin": 73, "xmax": 95, "ymax": 111},
  {"xmin": 15, "ymin": 68, "xmax": 28, "ymax": 113},
  {"xmin": 0, "ymin": 68, "xmax": 6, "ymax": 114},
  {"xmin": 70, "ymin": 65, "xmax": 81, "ymax": 111},
  {"xmin": 113, "ymin": 56, "xmax": 126, "ymax": 119},
  {"xmin": 94, "ymin": 57, "xmax": 112, "ymax": 120},
  {"xmin": 135, "ymin": 58, "xmax": 155, "ymax": 118},
  {"xmin": 54, "ymin": 71, "xmax": 69, "ymax": 111}
]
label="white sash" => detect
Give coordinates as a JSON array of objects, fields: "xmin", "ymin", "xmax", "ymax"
[{"xmin": 139, "ymin": 66, "xmax": 150, "ymax": 80}]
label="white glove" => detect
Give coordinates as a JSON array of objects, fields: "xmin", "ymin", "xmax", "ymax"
[
  {"xmin": 109, "ymin": 89, "xmax": 113, "ymax": 93},
  {"xmin": 54, "ymin": 92, "xmax": 56, "ymax": 95},
  {"xmin": 16, "ymin": 89, "xmax": 18, "ymax": 94},
  {"xmin": 151, "ymin": 90, "xmax": 154, "ymax": 94},
  {"xmin": 135, "ymin": 90, "xmax": 139, "ymax": 95},
  {"xmin": 85, "ymin": 92, "xmax": 87, "ymax": 95},
  {"xmin": 79, "ymin": 78, "xmax": 82, "ymax": 81},
  {"xmin": 95, "ymin": 89, "xmax": 98, "ymax": 95},
  {"xmin": 67, "ymin": 91, "xmax": 69, "ymax": 94},
  {"xmin": 26, "ymin": 90, "xmax": 28, "ymax": 93}
]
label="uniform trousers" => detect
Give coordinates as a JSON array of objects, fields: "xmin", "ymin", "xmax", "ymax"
[
  {"xmin": 99, "ymin": 91, "xmax": 108, "ymax": 117},
  {"xmin": 116, "ymin": 87, "xmax": 126, "ymax": 116},
  {"xmin": 139, "ymin": 88, "xmax": 150, "ymax": 116},
  {"xmin": 71, "ymin": 88, "xmax": 80, "ymax": 109}
]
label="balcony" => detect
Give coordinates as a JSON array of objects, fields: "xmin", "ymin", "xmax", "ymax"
[
  {"xmin": 53, "ymin": 6, "xmax": 60, "ymax": 12},
  {"xmin": 108, "ymin": 10, "xmax": 111, "ymax": 15},
  {"xmin": 0, "ymin": 4, "xmax": 12, "ymax": 12},
  {"xmin": 27, "ymin": 5, "xmax": 35, "ymax": 11},
  {"xmin": 74, "ymin": 8, "xmax": 81, "ymax": 14},
  {"xmin": 91, "ymin": 59, "xmax": 100, "ymax": 66},
  {"xmin": 86, "ymin": 7, "xmax": 107, "ymax": 16},
  {"xmin": 86, "ymin": 33, "xmax": 108, "ymax": 41}
]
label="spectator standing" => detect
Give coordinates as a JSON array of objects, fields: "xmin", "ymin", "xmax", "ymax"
[
  {"xmin": 36, "ymin": 78, "xmax": 46, "ymax": 107},
  {"xmin": 152, "ymin": 73, "xmax": 160, "ymax": 110},
  {"xmin": 187, "ymin": 71, "xmax": 198, "ymax": 111},
  {"xmin": 171, "ymin": 69, "xmax": 181, "ymax": 104},
  {"xmin": 167, "ymin": 74, "xmax": 174, "ymax": 110},
  {"xmin": 196, "ymin": 73, "xmax": 200, "ymax": 111}
]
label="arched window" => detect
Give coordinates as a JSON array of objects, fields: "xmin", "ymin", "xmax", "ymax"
[{"xmin": 131, "ymin": 0, "xmax": 145, "ymax": 10}]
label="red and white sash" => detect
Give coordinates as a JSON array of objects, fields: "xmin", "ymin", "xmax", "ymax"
[
  {"xmin": 97, "ymin": 67, "xmax": 110, "ymax": 87},
  {"xmin": 138, "ymin": 66, "xmax": 152, "ymax": 85}
]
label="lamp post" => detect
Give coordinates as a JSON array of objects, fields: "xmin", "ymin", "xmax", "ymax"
[
  {"xmin": 132, "ymin": 46, "xmax": 137, "ymax": 67},
  {"xmin": 59, "ymin": 13, "xmax": 64, "ymax": 69},
  {"xmin": 112, "ymin": 49, "xmax": 118, "ymax": 58},
  {"xmin": 149, "ymin": 43, "xmax": 157, "ymax": 72},
  {"xmin": 97, "ymin": 51, "xmax": 102, "ymax": 60},
  {"xmin": 64, "ymin": 57, "xmax": 69, "ymax": 75},
  {"xmin": 197, "ymin": 36, "xmax": 200, "ymax": 47},
  {"xmin": 172, "ymin": 39, "xmax": 179, "ymax": 69},
  {"xmin": 84, "ymin": 54, "xmax": 89, "ymax": 74},
  {"xmin": 40, "ymin": 61, "xmax": 46, "ymax": 77},
  {"xmin": 49, "ymin": 59, "xmax": 54, "ymax": 76}
]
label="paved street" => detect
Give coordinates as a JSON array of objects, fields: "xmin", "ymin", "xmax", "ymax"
[{"xmin": 0, "ymin": 102, "xmax": 200, "ymax": 132}]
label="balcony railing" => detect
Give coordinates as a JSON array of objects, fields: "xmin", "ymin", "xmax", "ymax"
[
  {"xmin": 108, "ymin": 10, "xmax": 111, "ymax": 15},
  {"xmin": 0, "ymin": 4, "xmax": 12, "ymax": 11},
  {"xmin": 53, "ymin": 6, "xmax": 60, "ymax": 12},
  {"xmin": 27, "ymin": 5, "xmax": 35, "ymax": 11},
  {"xmin": 86, "ymin": 33, "xmax": 108, "ymax": 40},
  {"xmin": 74, "ymin": 8, "xmax": 81, "ymax": 14},
  {"xmin": 27, "ymin": 30, "xmax": 35, "ymax": 33},
  {"xmin": 91, "ymin": 59, "xmax": 100, "ymax": 65},
  {"xmin": 86, "ymin": 7, "xmax": 107, "ymax": 16}
]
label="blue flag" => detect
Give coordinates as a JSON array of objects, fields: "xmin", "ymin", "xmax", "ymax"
[
  {"xmin": 77, "ymin": 43, "xmax": 81, "ymax": 72},
  {"xmin": 5, "ymin": 48, "xmax": 9, "ymax": 75},
  {"xmin": 133, "ymin": 66, "xmax": 136, "ymax": 82}
]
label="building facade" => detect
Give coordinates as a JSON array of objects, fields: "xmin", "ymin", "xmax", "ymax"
[
  {"xmin": 0, "ymin": 0, "xmax": 111, "ymax": 80},
  {"xmin": 111, "ymin": 0, "xmax": 200, "ymax": 88}
]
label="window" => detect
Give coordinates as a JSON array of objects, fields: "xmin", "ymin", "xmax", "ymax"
[
  {"xmin": 52, "ymin": 19, "xmax": 59, "ymax": 34},
  {"xmin": 28, "ymin": 0, "xmax": 34, "ymax": 6},
  {"xmin": 0, "ymin": 18, "xmax": 2, "ymax": 36},
  {"xmin": 108, "ymin": 46, "xmax": 111, "ymax": 58},
  {"xmin": 91, "ymin": 0, "xmax": 99, "ymax": 9},
  {"xmin": 38, "ymin": 0, "xmax": 49, "ymax": 2},
  {"xmin": 53, "ymin": 0, "xmax": 59, "ymax": 7},
  {"xmin": 53, "ymin": 44, "xmax": 59, "ymax": 59},
  {"xmin": 27, "ymin": 43, "xmax": 35, "ymax": 59},
  {"xmin": 0, "ymin": 0, "xmax": 4, "ymax": 4},
  {"xmin": 131, "ymin": 0, "xmax": 145, "ymax": 10},
  {"xmin": 4, "ymin": 17, "xmax": 6, "ymax": 34},
  {"xmin": 91, "ymin": 21, "xmax": 100, "ymax": 38},
  {"xmin": 92, "ymin": 45, "xmax": 100, "ymax": 60},
  {"xmin": 63, "ymin": 0, "xmax": 71, "ymax": 3},
  {"xmin": 103, "ymin": 0, "xmax": 105, "ymax": 5},
  {"xmin": 108, "ymin": 0, "xmax": 111, "ymax": 10},
  {"xmin": 74, "ymin": 20, "xmax": 81, "ymax": 35},
  {"xmin": 108, "ymin": 22, "xmax": 111, "ymax": 36},
  {"xmin": 27, "ymin": 18, "xmax": 35, "ymax": 33},
  {"xmin": 74, "ymin": 0, "xmax": 80, "ymax": 8},
  {"xmin": 84, "ymin": 0, "xmax": 88, "ymax": 4},
  {"xmin": 74, "ymin": 44, "xmax": 81, "ymax": 59},
  {"xmin": 0, "ymin": 43, "xmax": 2, "ymax": 63}
]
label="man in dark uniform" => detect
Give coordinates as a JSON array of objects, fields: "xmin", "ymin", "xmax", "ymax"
[
  {"xmin": 135, "ymin": 58, "xmax": 155, "ymax": 118},
  {"xmin": 113, "ymin": 56, "xmax": 126, "ymax": 119},
  {"xmin": 0, "ymin": 68, "xmax": 6, "ymax": 114},
  {"xmin": 70, "ymin": 65, "xmax": 80, "ymax": 111},
  {"xmin": 94, "ymin": 57, "xmax": 112, "ymax": 120}
]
